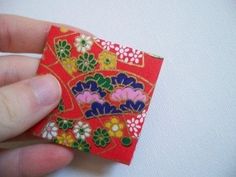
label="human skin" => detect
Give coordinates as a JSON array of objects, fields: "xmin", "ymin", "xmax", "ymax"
[{"xmin": 0, "ymin": 14, "xmax": 91, "ymax": 177}]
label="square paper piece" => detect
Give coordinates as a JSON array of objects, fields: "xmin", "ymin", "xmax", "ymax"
[{"xmin": 32, "ymin": 26, "xmax": 163, "ymax": 165}]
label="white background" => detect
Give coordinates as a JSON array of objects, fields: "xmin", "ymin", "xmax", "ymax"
[{"xmin": 0, "ymin": 0, "xmax": 236, "ymax": 177}]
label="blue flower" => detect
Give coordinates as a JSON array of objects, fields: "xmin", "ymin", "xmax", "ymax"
[
  {"xmin": 85, "ymin": 102, "xmax": 122, "ymax": 118},
  {"xmin": 120, "ymin": 100, "xmax": 145, "ymax": 112},
  {"xmin": 111, "ymin": 73, "xmax": 144, "ymax": 89},
  {"xmin": 71, "ymin": 80, "xmax": 106, "ymax": 97}
]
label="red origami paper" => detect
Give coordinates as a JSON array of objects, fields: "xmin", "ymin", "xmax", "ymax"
[{"xmin": 32, "ymin": 26, "xmax": 163, "ymax": 165}]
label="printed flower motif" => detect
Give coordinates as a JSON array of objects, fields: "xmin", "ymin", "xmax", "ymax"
[
  {"xmin": 114, "ymin": 45, "xmax": 130, "ymax": 61},
  {"xmin": 42, "ymin": 122, "xmax": 58, "ymax": 140},
  {"xmin": 56, "ymin": 133, "xmax": 74, "ymax": 147},
  {"xmin": 136, "ymin": 109, "xmax": 147, "ymax": 123},
  {"xmin": 94, "ymin": 38, "xmax": 115, "ymax": 51},
  {"xmin": 100, "ymin": 40, "xmax": 115, "ymax": 50},
  {"xmin": 93, "ymin": 128, "xmax": 110, "ymax": 147},
  {"xmin": 57, "ymin": 117, "xmax": 74, "ymax": 131},
  {"xmin": 61, "ymin": 58, "xmax": 77, "ymax": 75},
  {"xmin": 55, "ymin": 40, "xmax": 71, "ymax": 59},
  {"xmin": 105, "ymin": 117, "xmax": 124, "ymax": 138},
  {"xmin": 72, "ymin": 139, "xmax": 90, "ymax": 152},
  {"xmin": 126, "ymin": 118, "xmax": 142, "ymax": 138},
  {"xmin": 74, "ymin": 34, "xmax": 93, "ymax": 53},
  {"xmin": 98, "ymin": 51, "xmax": 117, "ymax": 70},
  {"xmin": 76, "ymin": 52, "xmax": 97, "ymax": 73},
  {"xmin": 128, "ymin": 49, "xmax": 143, "ymax": 64},
  {"xmin": 73, "ymin": 121, "xmax": 91, "ymax": 140}
]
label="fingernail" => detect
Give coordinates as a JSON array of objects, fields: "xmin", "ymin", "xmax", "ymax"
[{"xmin": 29, "ymin": 74, "xmax": 61, "ymax": 106}]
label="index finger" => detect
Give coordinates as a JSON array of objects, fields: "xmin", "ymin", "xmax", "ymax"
[{"xmin": 0, "ymin": 14, "xmax": 92, "ymax": 53}]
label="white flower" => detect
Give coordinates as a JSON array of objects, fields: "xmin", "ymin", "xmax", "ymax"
[
  {"xmin": 127, "ymin": 118, "xmax": 142, "ymax": 138},
  {"xmin": 115, "ymin": 45, "xmax": 130, "ymax": 60},
  {"xmin": 128, "ymin": 49, "xmax": 143, "ymax": 64},
  {"xmin": 42, "ymin": 122, "xmax": 58, "ymax": 140},
  {"xmin": 74, "ymin": 34, "xmax": 93, "ymax": 53},
  {"xmin": 73, "ymin": 121, "xmax": 91, "ymax": 140},
  {"xmin": 100, "ymin": 40, "xmax": 114, "ymax": 50},
  {"xmin": 136, "ymin": 109, "xmax": 147, "ymax": 123}
]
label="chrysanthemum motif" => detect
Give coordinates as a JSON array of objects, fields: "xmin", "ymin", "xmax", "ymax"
[
  {"xmin": 61, "ymin": 58, "xmax": 77, "ymax": 75},
  {"xmin": 98, "ymin": 51, "xmax": 117, "ymax": 70},
  {"xmin": 72, "ymin": 139, "xmax": 90, "ymax": 152},
  {"xmin": 42, "ymin": 122, "xmax": 58, "ymax": 140},
  {"xmin": 76, "ymin": 52, "xmax": 97, "ymax": 73},
  {"xmin": 74, "ymin": 34, "xmax": 93, "ymax": 53},
  {"xmin": 55, "ymin": 40, "xmax": 71, "ymax": 59},
  {"xmin": 93, "ymin": 128, "xmax": 110, "ymax": 147},
  {"xmin": 56, "ymin": 133, "xmax": 74, "ymax": 147},
  {"xmin": 105, "ymin": 117, "xmax": 124, "ymax": 138},
  {"xmin": 73, "ymin": 121, "xmax": 91, "ymax": 140},
  {"xmin": 56, "ymin": 118, "xmax": 74, "ymax": 131}
]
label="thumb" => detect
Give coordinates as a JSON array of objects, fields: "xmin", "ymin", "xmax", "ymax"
[{"xmin": 0, "ymin": 74, "xmax": 61, "ymax": 142}]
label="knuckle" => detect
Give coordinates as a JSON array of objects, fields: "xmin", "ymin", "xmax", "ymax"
[{"xmin": 0, "ymin": 15, "xmax": 11, "ymax": 52}]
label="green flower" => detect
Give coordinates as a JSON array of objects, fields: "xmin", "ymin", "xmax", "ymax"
[
  {"xmin": 56, "ymin": 117, "xmax": 74, "ymax": 131},
  {"xmin": 55, "ymin": 40, "xmax": 71, "ymax": 59},
  {"xmin": 57, "ymin": 99, "xmax": 64, "ymax": 112},
  {"xmin": 76, "ymin": 52, "xmax": 97, "ymax": 73},
  {"xmin": 72, "ymin": 139, "xmax": 90, "ymax": 152},
  {"xmin": 93, "ymin": 128, "xmax": 110, "ymax": 147}
]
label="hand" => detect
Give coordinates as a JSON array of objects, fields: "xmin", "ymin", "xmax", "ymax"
[{"xmin": 0, "ymin": 14, "xmax": 90, "ymax": 177}]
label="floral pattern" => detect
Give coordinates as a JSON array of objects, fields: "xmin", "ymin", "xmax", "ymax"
[
  {"xmin": 126, "ymin": 110, "xmax": 147, "ymax": 138},
  {"xmin": 61, "ymin": 58, "xmax": 77, "ymax": 75},
  {"xmin": 105, "ymin": 117, "xmax": 124, "ymax": 138},
  {"xmin": 57, "ymin": 117, "xmax": 74, "ymax": 131},
  {"xmin": 93, "ymin": 128, "xmax": 110, "ymax": 147},
  {"xmin": 55, "ymin": 40, "xmax": 71, "ymax": 59},
  {"xmin": 34, "ymin": 26, "xmax": 163, "ymax": 165},
  {"xmin": 72, "ymin": 139, "xmax": 90, "ymax": 152},
  {"xmin": 114, "ymin": 45, "xmax": 130, "ymax": 61},
  {"xmin": 42, "ymin": 122, "xmax": 58, "ymax": 140},
  {"xmin": 74, "ymin": 34, "xmax": 93, "ymax": 53},
  {"xmin": 128, "ymin": 49, "xmax": 143, "ymax": 64},
  {"xmin": 56, "ymin": 133, "xmax": 74, "ymax": 147},
  {"xmin": 137, "ymin": 109, "xmax": 147, "ymax": 123},
  {"xmin": 126, "ymin": 118, "xmax": 141, "ymax": 138},
  {"xmin": 73, "ymin": 121, "xmax": 91, "ymax": 140},
  {"xmin": 95, "ymin": 38, "xmax": 115, "ymax": 50},
  {"xmin": 76, "ymin": 52, "xmax": 97, "ymax": 72},
  {"xmin": 98, "ymin": 51, "xmax": 117, "ymax": 70}
]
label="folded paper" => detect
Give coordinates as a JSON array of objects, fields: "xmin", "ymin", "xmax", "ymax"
[{"xmin": 32, "ymin": 26, "xmax": 163, "ymax": 165}]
